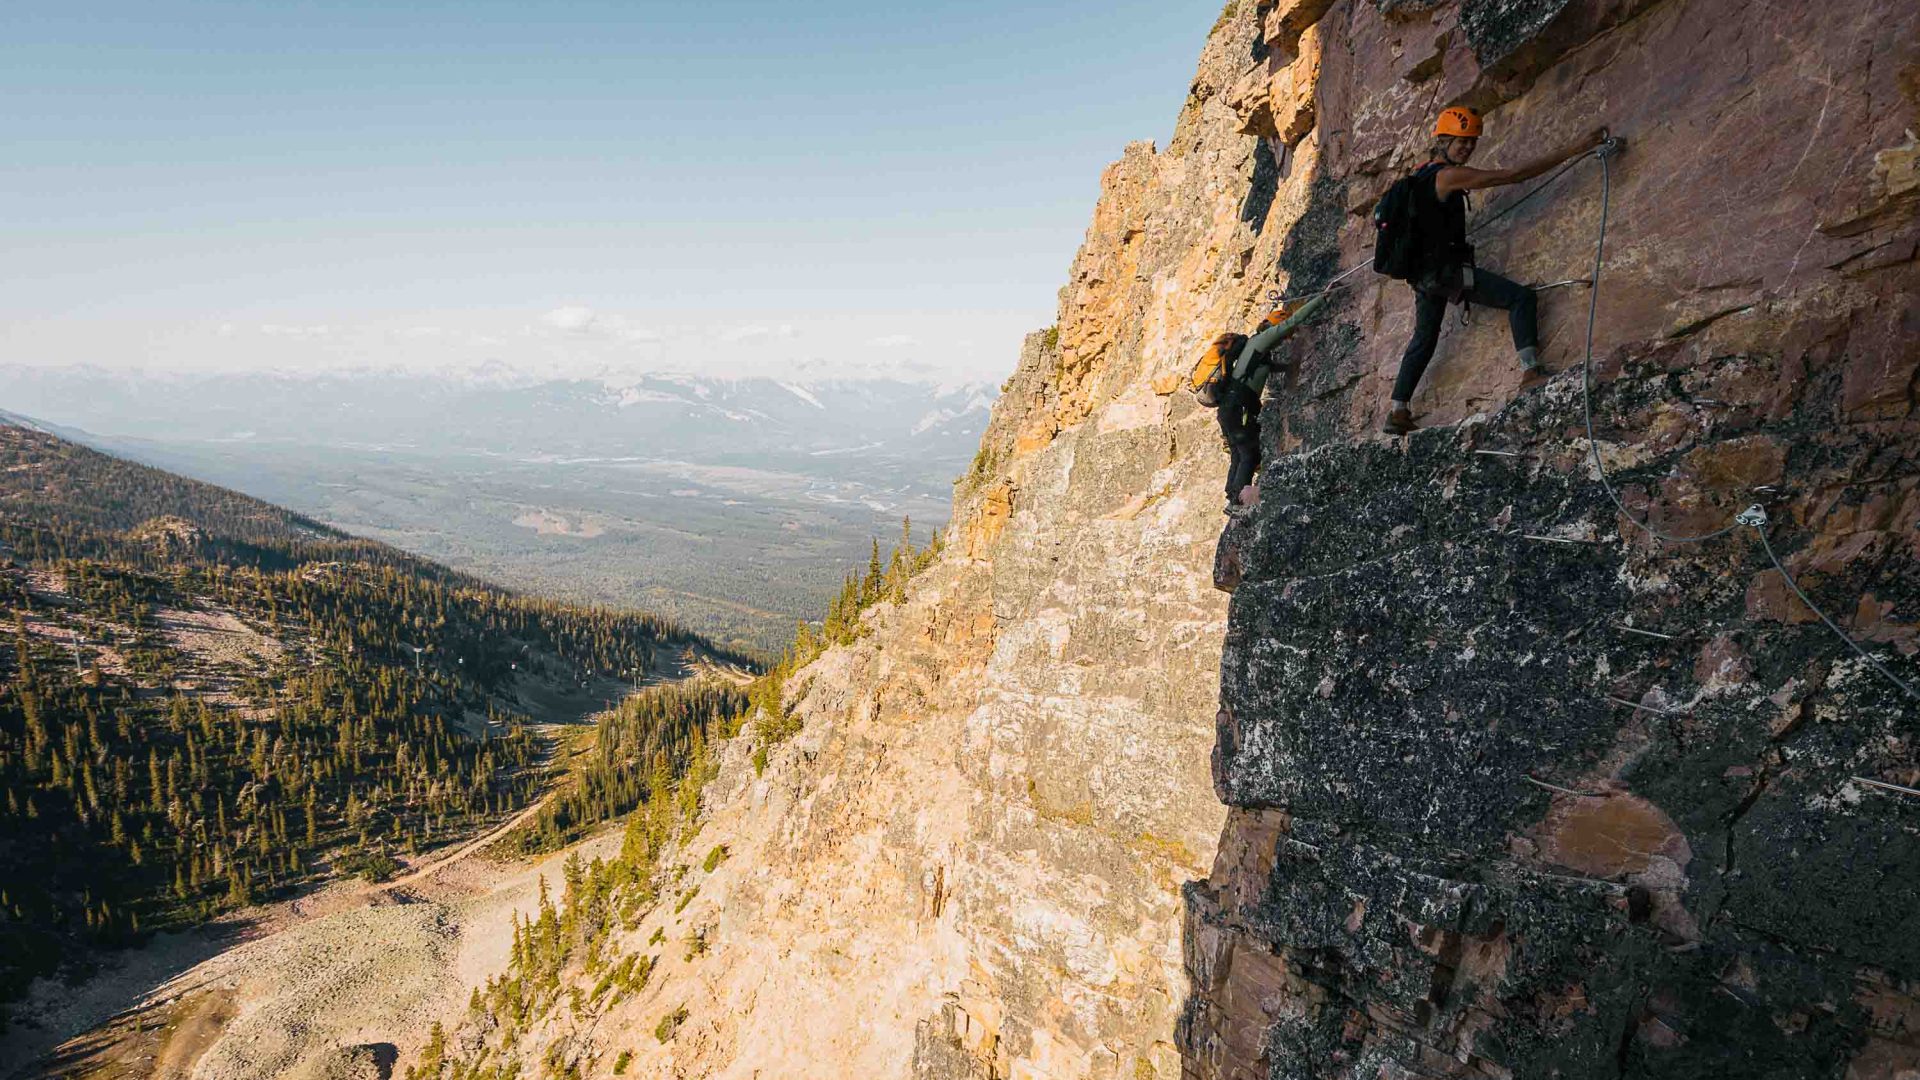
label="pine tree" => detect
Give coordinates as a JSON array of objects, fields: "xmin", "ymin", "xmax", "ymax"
[{"xmin": 862, "ymin": 539, "xmax": 883, "ymax": 606}]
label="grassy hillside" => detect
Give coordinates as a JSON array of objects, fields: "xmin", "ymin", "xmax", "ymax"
[{"xmin": 0, "ymin": 421, "xmax": 737, "ymax": 1021}]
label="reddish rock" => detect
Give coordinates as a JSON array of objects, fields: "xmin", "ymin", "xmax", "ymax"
[
  {"xmin": 1848, "ymin": 972, "xmax": 1920, "ymax": 1079},
  {"xmin": 1211, "ymin": 707, "xmax": 1242, "ymax": 803},
  {"xmin": 1747, "ymin": 569, "xmax": 1824, "ymax": 626},
  {"xmin": 1842, "ymin": 298, "xmax": 1920, "ymax": 420},
  {"xmin": 1679, "ymin": 435, "xmax": 1787, "ymax": 491},
  {"xmin": 1854, "ymin": 593, "xmax": 1920, "ymax": 653},
  {"xmin": 1695, "ymin": 633, "xmax": 1755, "ymax": 692},
  {"xmin": 1532, "ymin": 793, "xmax": 1691, "ymax": 880},
  {"xmin": 1213, "ymin": 512, "xmax": 1253, "ymax": 593}
]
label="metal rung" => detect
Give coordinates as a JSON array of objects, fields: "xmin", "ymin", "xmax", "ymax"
[
  {"xmin": 1613, "ymin": 623, "xmax": 1677, "ymax": 641},
  {"xmin": 1524, "ymin": 774, "xmax": 1607, "ymax": 798},
  {"xmin": 1854, "ymin": 776, "xmax": 1920, "ymax": 800},
  {"xmin": 1605, "ymin": 694, "xmax": 1690, "ymax": 717}
]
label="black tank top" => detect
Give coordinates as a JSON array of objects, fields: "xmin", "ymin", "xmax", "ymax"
[{"xmin": 1412, "ymin": 163, "xmax": 1471, "ymax": 270}]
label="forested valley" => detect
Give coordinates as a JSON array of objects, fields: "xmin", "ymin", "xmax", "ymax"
[{"xmin": 0, "ymin": 422, "xmax": 741, "ymax": 1021}]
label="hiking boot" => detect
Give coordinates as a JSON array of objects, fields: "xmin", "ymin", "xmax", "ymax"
[
  {"xmin": 1382, "ymin": 407, "xmax": 1416, "ymax": 436},
  {"xmin": 1518, "ymin": 346, "xmax": 1543, "ymax": 375}
]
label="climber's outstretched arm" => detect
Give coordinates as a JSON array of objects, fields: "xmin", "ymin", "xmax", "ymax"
[
  {"xmin": 1436, "ymin": 128, "xmax": 1607, "ymax": 198},
  {"xmin": 1246, "ymin": 292, "xmax": 1329, "ymax": 353},
  {"xmin": 1231, "ymin": 292, "xmax": 1329, "ymax": 381}
]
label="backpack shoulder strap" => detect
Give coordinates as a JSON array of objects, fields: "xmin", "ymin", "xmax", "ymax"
[{"xmin": 1228, "ymin": 331, "xmax": 1262, "ymax": 382}]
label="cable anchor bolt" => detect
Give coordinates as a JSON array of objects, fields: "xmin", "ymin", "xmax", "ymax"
[{"xmin": 1735, "ymin": 504, "xmax": 1769, "ymax": 529}]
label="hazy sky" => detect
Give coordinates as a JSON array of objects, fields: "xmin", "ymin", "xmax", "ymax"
[{"xmin": 3, "ymin": 1, "xmax": 1217, "ymax": 382}]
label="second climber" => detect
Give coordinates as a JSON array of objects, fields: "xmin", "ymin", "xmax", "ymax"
[{"xmin": 1191, "ymin": 292, "xmax": 1330, "ymax": 512}]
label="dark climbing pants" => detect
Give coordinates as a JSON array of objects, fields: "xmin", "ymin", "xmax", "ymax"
[
  {"xmin": 1391, "ymin": 267, "xmax": 1538, "ymax": 403},
  {"xmin": 1218, "ymin": 387, "xmax": 1261, "ymax": 500}
]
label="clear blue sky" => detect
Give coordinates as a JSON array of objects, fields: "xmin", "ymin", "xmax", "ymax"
[{"xmin": 2, "ymin": 1, "xmax": 1218, "ymax": 382}]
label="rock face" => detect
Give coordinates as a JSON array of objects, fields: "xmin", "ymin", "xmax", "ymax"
[
  {"xmin": 1192, "ymin": 392, "xmax": 1918, "ymax": 1078},
  {"xmin": 530, "ymin": 0, "xmax": 1918, "ymax": 1076},
  {"xmin": 1176, "ymin": 0, "xmax": 1920, "ymax": 1076}
]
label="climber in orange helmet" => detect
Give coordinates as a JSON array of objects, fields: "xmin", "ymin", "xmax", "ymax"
[{"xmin": 1382, "ymin": 106, "xmax": 1609, "ymax": 435}]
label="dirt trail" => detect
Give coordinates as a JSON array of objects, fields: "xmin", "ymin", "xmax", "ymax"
[
  {"xmin": 150, "ymin": 989, "xmax": 237, "ymax": 1079},
  {"xmin": 373, "ymin": 787, "xmax": 552, "ymax": 896}
]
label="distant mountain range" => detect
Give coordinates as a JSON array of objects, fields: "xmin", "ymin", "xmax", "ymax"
[
  {"xmin": 0, "ymin": 367, "xmax": 997, "ymax": 651},
  {"xmin": 0, "ymin": 366, "xmax": 995, "ymax": 485}
]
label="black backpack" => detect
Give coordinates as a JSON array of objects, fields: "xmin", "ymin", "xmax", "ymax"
[{"xmin": 1372, "ymin": 163, "xmax": 1445, "ymax": 282}]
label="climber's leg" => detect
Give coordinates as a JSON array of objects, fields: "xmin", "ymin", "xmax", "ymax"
[
  {"xmin": 1386, "ymin": 288, "xmax": 1447, "ymax": 434},
  {"xmin": 1219, "ymin": 391, "xmax": 1261, "ymax": 508},
  {"xmin": 1462, "ymin": 268, "xmax": 1541, "ymax": 371}
]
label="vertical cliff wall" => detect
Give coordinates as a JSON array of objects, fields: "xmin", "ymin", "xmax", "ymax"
[
  {"xmin": 563, "ymin": 12, "xmax": 1346, "ymax": 1077},
  {"xmin": 464, "ymin": 0, "xmax": 1918, "ymax": 1076},
  {"xmin": 1184, "ymin": 0, "xmax": 1920, "ymax": 1077},
  {"xmin": 568, "ymin": 21, "xmax": 1295, "ymax": 1073}
]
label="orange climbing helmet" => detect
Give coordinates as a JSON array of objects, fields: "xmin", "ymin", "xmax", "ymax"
[{"xmin": 1434, "ymin": 106, "xmax": 1483, "ymax": 138}]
